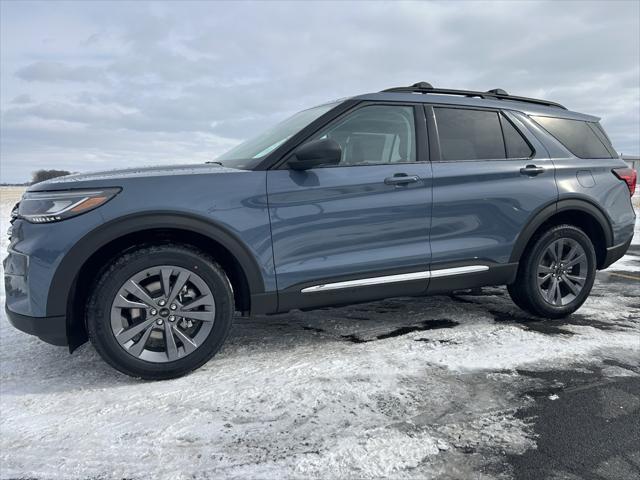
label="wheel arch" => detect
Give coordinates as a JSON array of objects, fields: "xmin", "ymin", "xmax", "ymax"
[
  {"xmin": 48, "ymin": 213, "xmax": 266, "ymax": 351},
  {"xmin": 510, "ymin": 198, "xmax": 613, "ymax": 269}
]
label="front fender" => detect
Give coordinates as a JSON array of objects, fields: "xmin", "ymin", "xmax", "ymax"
[{"xmin": 46, "ymin": 211, "xmax": 269, "ymax": 317}]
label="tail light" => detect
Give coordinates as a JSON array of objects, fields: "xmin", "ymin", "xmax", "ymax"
[{"xmin": 612, "ymin": 167, "xmax": 637, "ymax": 196}]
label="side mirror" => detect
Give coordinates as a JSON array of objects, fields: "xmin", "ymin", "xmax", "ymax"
[{"xmin": 288, "ymin": 138, "xmax": 341, "ymax": 171}]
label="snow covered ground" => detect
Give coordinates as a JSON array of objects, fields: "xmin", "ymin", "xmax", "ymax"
[{"xmin": 1, "ymin": 187, "xmax": 638, "ymax": 479}]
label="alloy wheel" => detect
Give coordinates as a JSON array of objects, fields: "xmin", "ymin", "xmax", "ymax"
[
  {"xmin": 110, "ymin": 266, "xmax": 216, "ymax": 362},
  {"xmin": 536, "ymin": 237, "xmax": 588, "ymax": 307}
]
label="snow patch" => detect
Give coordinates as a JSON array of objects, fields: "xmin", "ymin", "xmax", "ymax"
[{"xmin": 296, "ymin": 429, "xmax": 440, "ymax": 478}]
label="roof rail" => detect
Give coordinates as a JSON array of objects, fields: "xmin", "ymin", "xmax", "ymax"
[{"xmin": 381, "ymin": 82, "xmax": 567, "ymax": 110}]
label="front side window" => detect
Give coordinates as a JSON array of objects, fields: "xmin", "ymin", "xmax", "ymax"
[
  {"xmin": 309, "ymin": 105, "xmax": 416, "ymax": 166},
  {"xmin": 435, "ymin": 108, "xmax": 506, "ymax": 161},
  {"xmin": 532, "ymin": 116, "xmax": 616, "ymax": 159},
  {"xmin": 217, "ymin": 101, "xmax": 340, "ymax": 169}
]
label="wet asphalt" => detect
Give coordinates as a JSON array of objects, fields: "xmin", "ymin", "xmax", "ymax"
[
  {"xmin": 505, "ymin": 262, "xmax": 640, "ymax": 480},
  {"xmin": 509, "ymin": 368, "xmax": 640, "ymax": 480}
]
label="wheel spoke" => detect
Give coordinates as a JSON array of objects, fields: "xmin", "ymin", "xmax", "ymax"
[
  {"xmin": 113, "ymin": 294, "xmax": 148, "ymax": 310},
  {"xmin": 178, "ymin": 310, "xmax": 215, "ymax": 322},
  {"xmin": 563, "ymin": 243, "xmax": 579, "ymax": 263},
  {"xmin": 538, "ymin": 265, "xmax": 553, "ymax": 274},
  {"xmin": 555, "ymin": 239, "xmax": 564, "ymax": 261},
  {"xmin": 565, "ymin": 273, "xmax": 586, "ymax": 285},
  {"xmin": 553, "ymin": 278, "xmax": 563, "ymax": 305},
  {"xmin": 181, "ymin": 294, "xmax": 214, "ymax": 311},
  {"xmin": 545, "ymin": 279, "xmax": 555, "ymax": 304},
  {"xmin": 164, "ymin": 321, "xmax": 179, "ymax": 361},
  {"xmin": 127, "ymin": 324, "xmax": 155, "ymax": 357},
  {"xmin": 117, "ymin": 317, "xmax": 157, "ymax": 344},
  {"xmin": 161, "ymin": 268, "xmax": 172, "ymax": 298},
  {"xmin": 123, "ymin": 280, "xmax": 156, "ymax": 307},
  {"xmin": 556, "ymin": 278, "xmax": 563, "ymax": 305},
  {"xmin": 173, "ymin": 327, "xmax": 198, "ymax": 354},
  {"xmin": 545, "ymin": 278, "xmax": 560, "ymax": 305},
  {"xmin": 167, "ymin": 270, "xmax": 190, "ymax": 305},
  {"xmin": 538, "ymin": 273, "xmax": 552, "ymax": 286},
  {"xmin": 565, "ymin": 254, "xmax": 586, "ymax": 268},
  {"xmin": 562, "ymin": 274, "xmax": 581, "ymax": 296}
]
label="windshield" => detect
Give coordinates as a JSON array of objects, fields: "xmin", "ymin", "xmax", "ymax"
[{"xmin": 217, "ymin": 102, "xmax": 340, "ymax": 169}]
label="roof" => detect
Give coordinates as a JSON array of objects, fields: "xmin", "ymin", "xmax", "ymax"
[{"xmin": 350, "ymin": 84, "xmax": 599, "ymax": 122}]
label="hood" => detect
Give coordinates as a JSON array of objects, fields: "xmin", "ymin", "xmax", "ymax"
[{"xmin": 29, "ymin": 163, "xmax": 246, "ymax": 191}]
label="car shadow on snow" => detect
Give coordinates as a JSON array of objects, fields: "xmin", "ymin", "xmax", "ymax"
[{"xmin": 4, "ymin": 276, "xmax": 637, "ymax": 395}]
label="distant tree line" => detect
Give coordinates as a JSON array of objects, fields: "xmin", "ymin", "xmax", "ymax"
[
  {"xmin": 0, "ymin": 170, "xmax": 72, "ymax": 186},
  {"xmin": 31, "ymin": 169, "xmax": 71, "ymax": 184}
]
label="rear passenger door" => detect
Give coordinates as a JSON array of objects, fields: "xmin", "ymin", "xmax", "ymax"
[{"xmin": 426, "ymin": 105, "xmax": 557, "ymax": 276}]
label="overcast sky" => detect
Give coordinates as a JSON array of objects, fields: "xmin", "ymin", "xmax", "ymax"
[{"xmin": 1, "ymin": 0, "xmax": 638, "ymax": 183}]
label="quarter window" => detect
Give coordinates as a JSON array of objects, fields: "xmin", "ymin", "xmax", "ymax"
[
  {"xmin": 532, "ymin": 116, "xmax": 615, "ymax": 159},
  {"xmin": 435, "ymin": 108, "xmax": 506, "ymax": 161},
  {"xmin": 501, "ymin": 116, "xmax": 534, "ymax": 158},
  {"xmin": 310, "ymin": 105, "xmax": 416, "ymax": 166}
]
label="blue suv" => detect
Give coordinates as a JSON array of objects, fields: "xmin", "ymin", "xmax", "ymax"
[{"xmin": 5, "ymin": 82, "xmax": 636, "ymax": 379}]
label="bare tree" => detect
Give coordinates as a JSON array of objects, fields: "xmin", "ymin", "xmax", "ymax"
[{"xmin": 31, "ymin": 169, "xmax": 71, "ymax": 184}]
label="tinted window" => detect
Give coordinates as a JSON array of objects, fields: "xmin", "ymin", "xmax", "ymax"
[
  {"xmin": 311, "ymin": 105, "xmax": 416, "ymax": 166},
  {"xmin": 435, "ymin": 108, "xmax": 506, "ymax": 160},
  {"xmin": 532, "ymin": 116, "xmax": 615, "ymax": 159},
  {"xmin": 590, "ymin": 122, "xmax": 618, "ymax": 157},
  {"xmin": 501, "ymin": 116, "xmax": 533, "ymax": 158}
]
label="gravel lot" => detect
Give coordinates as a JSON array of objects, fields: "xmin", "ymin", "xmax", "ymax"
[{"xmin": 1, "ymin": 186, "xmax": 638, "ymax": 479}]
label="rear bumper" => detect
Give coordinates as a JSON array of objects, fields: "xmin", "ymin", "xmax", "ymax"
[
  {"xmin": 5, "ymin": 306, "xmax": 67, "ymax": 346},
  {"xmin": 601, "ymin": 237, "xmax": 633, "ymax": 269}
]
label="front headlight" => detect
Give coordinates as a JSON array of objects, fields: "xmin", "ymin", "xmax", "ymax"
[{"xmin": 18, "ymin": 188, "xmax": 120, "ymax": 223}]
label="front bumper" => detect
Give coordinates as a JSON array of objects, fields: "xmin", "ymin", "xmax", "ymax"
[{"xmin": 5, "ymin": 306, "xmax": 67, "ymax": 346}]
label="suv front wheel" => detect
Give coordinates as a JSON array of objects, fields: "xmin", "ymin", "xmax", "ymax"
[
  {"xmin": 86, "ymin": 244, "xmax": 234, "ymax": 380},
  {"xmin": 508, "ymin": 224, "xmax": 597, "ymax": 318}
]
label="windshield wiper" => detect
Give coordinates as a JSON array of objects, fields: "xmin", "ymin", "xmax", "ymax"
[{"xmin": 205, "ymin": 161, "xmax": 223, "ymax": 166}]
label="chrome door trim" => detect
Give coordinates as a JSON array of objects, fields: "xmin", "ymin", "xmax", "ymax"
[
  {"xmin": 429, "ymin": 265, "xmax": 489, "ymax": 278},
  {"xmin": 300, "ymin": 265, "xmax": 489, "ymax": 293}
]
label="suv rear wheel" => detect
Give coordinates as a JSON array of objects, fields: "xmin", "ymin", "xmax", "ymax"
[
  {"xmin": 508, "ymin": 225, "xmax": 596, "ymax": 318},
  {"xmin": 87, "ymin": 244, "xmax": 233, "ymax": 380}
]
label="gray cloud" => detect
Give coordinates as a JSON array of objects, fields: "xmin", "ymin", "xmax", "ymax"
[
  {"xmin": 15, "ymin": 61, "xmax": 107, "ymax": 84},
  {"xmin": 10, "ymin": 94, "xmax": 33, "ymax": 104},
  {"xmin": 0, "ymin": 0, "xmax": 638, "ymax": 183}
]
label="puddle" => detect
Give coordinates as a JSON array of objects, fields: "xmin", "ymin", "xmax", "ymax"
[
  {"xmin": 342, "ymin": 319, "xmax": 459, "ymax": 343},
  {"xmin": 302, "ymin": 326, "xmax": 325, "ymax": 333},
  {"xmin": 489, "ymin": 309, "xmax": 634, "ymax": 335},
  {"xmin": 414, "ymin": 338, "xmax": 458, "ymax": 344},
  {"xmin": 489, "ymin": 310, "xmax": 573, "ymax": 335}
]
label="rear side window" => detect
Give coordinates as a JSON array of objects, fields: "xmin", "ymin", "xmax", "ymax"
[
  {"xmin": 501, "ymin": 116, "xmax": 534, "ymax": 158},
  {"xmin": 590, "ymin": 122, "xmax": 618, "ymax": 157},
  {"xmin": 434, "ymin": 108, "xmax": 533, "ymax": 161},
  {"xmin": 435, "ymin": 108, "xmax": 505, "ymax": 160},
  {"xmin": 532, "ymin": 116, "xmax": 616, "ymax": 159}
]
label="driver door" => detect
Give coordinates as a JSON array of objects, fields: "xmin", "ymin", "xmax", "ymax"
[{"xmin": 266, "ymin": 104, "xmax": 433, "ymax": 311}]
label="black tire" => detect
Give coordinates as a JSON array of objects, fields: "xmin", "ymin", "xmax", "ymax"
[
  {"xmin": 508, "ymin": 224, "xmax": 596, "ymax": 319},
  {"xmin": 86, "ymin": 244, "xmax": 234, "ymax": 380}
]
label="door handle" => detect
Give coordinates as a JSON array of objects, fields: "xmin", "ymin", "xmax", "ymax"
[
  {"xmin": 384, "ymin": 174, "xmax": 420, "ymax": 186},
  {"xmin": 520, "ymin": 164, "xmax": 545, "ymax": 176}
]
